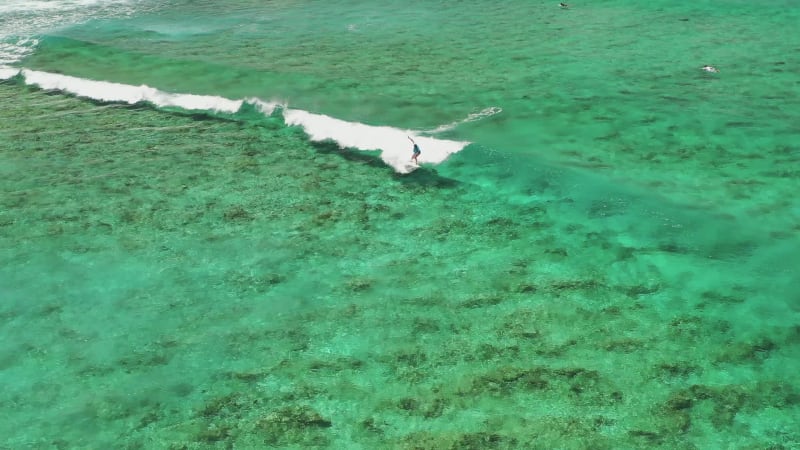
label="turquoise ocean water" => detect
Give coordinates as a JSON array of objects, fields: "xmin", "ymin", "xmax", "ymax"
[{"xmin": 1, "ymin": 1, "xmax": 799, "ymax": 448}]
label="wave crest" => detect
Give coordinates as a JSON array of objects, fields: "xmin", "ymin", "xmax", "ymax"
[{"xmin": 3, "ymin": 69, "xmax": 469, "ymax": 174}]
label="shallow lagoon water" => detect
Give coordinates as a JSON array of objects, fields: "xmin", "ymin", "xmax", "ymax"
[{"xmin": 1, "ymin": 1, "xmax": 799, "ymax": 448}]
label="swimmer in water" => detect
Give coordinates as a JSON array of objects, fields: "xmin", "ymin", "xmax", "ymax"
[
  {"xmin": 701, "ymin": 65, "xmax": 720, "ymax": 73},
  {"xmin": 560, "ymin": 2, "xmax": 569, "ymax": 8}
]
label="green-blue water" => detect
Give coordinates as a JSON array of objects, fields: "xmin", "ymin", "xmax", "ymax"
[{"xmin": 1, "ymin": 1, "xmax": 799, "ymax": 448}]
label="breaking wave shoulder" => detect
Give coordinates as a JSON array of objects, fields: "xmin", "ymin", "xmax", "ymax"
[{"xmin": 2, "ymin": 68, "xmax": 470, "ymax": 174}]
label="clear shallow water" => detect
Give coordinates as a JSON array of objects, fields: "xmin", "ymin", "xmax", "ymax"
[{"xmin": 1, "ymin": 1, "xmax": 799, "ymax": 448}]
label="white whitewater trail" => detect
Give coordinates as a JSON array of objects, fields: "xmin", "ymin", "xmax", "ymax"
[
  {"xmin": 427, "ymin": 106, "xmax": 503, "ymax": 134},
  {"xmin": 1, "ymin": 68, "xmax": 471, "ymax": 174}
]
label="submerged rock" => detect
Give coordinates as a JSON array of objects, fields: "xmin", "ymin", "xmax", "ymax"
[{"xmin": 256, "ymin": 405, "xmax": 332, "ymax": 446}]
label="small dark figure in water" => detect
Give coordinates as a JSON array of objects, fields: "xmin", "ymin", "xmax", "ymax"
[
  {"xmin": 408, "ymin": 136, "xmax": 421, "ymax": 164},
  {"xmin": 560, "ymin": 2, "xmax": 569, "ymax": 8}
]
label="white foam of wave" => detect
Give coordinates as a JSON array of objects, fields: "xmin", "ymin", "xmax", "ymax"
[
  {"xmin": 0, "ymin": 0, "xmax": 119, "ymax": 14},
  {"xmin": 428, "ymin": 106, "xmax": 503, "ymax": 134},
  {"xmin": 21, "ymin": 69, "xmax": 244, "ymax": 112},
  {"xmin": 0, "ymin": 39, "xmax": 39, "ymax": 66},
  {"xmin": 0, "ymin": 67, "xmax": 20, "ymax": 80},
  {"xmin": 247, "ymin": 97, "xmax": 279, "ymax": 116},
  {"xmin": 0, "ymin": 0, "xmax": 137, "ymax": 68},
  {"xmin": 12, "ymin": 69, "xmax": 469, "ymax": 173},
  {"xmin": 283, "ymin": 109, "xmax": 468, "ymax": 174}
]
